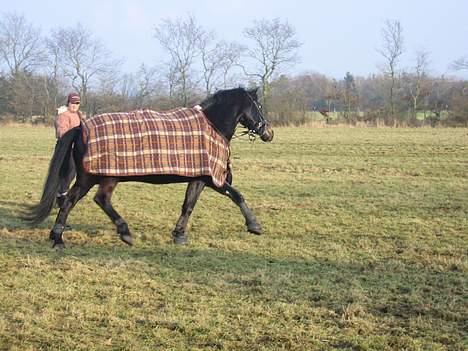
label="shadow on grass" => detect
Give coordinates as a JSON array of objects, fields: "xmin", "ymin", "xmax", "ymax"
[
  {"xmin": 0, "ymin": 230, "xmax": 465, "ymax": 341},
  {"xmin": 0, "ymin": 199, "xmax": 108, "ymax": 233}
]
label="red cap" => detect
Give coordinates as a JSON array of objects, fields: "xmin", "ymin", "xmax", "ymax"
[{"xmin": 67, "ymin": 93, "xmax": 80, "ymax": 104}]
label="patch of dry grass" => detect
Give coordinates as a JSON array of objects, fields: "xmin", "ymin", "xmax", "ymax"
[{"xmin": 0, "ymin": 126, "xmax": 467, "ymax": 350}]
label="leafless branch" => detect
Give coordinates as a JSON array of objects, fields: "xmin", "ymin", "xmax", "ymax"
[
  {"xmin": 47, "ymin": 23, "xmax": 120, "ymax": 108},
  {"xmin": 154, "ymin": 14, "xmax": 205, "ymax": 106},
  {"xmin": 451, "ymin": 56, "xmax": 468, "ymax": 71},
  {"xmin": 243, "ymin": 18, "xmax": 302, "ymax": 111},
  {"xmin": 0, "ymin": 12, "xmax": 45, "ymax": 76},
  {"xmin": 378, "ymin": 19, "xmax": 404, "ymax": 116}
]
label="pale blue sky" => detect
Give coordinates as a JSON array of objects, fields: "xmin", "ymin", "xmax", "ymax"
[{"xmin": 2, "ymin": 0, "xmax": 468, "ymax": 79}]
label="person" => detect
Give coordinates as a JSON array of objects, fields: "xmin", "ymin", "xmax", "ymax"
[{"xmin": 54, "ymin": 92, "xmax": 83, "ymax": 207}]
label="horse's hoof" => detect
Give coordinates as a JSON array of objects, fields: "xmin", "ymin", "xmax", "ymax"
[
  {"xmin": 120, "ymin": 234, "xmax": 133, "ymax": 246},
  {"xmin": 52, "ymin": 241, "xmax": 66, "ymax": 250},
  {"xmin": 172, "ymin": 232, "xmax": 188, "ymax": 245},
  {"xmin": 247, "ymin": 223, "xmax": 263, "ymax": 235}
]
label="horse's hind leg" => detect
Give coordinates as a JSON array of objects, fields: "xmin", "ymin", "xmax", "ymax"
[
  {"xmin": 93, "ymin": 178, "xmax": 133, "ymax": 246},
  {"xmin": 50, "ymin": 177, "xmax": 95, "ymax": 249},
  {"xmin": 213, "ymin": 182, "xmax": 262, "ymax": 235},
  {"xmin": 172, "ymin": 181, "xmax": 206, "ymax": 245}
]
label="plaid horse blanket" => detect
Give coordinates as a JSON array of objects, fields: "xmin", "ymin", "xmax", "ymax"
[{"xmin": 81, "ymin": 107, "xmax": 230, "ymax": 187}]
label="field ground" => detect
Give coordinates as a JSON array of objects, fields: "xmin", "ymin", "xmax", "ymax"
[
  {"xmin": 0, "ymin": 125, "xmax": 467, "ymax": 350},
  {"xmin": 292, "ymin": 110, "xmax": 448, "ymax": 123}
]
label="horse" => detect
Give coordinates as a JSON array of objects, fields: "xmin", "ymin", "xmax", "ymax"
[{"xmin": 24, "ymin": 87, "xmax": 274, "ymax": 249}]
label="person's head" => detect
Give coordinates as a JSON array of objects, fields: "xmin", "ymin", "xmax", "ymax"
[{"xmin": 67, "ymin": 93, "xmax": 81, "ymax": 112}]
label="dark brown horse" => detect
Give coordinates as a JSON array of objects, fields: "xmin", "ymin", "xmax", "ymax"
[{"xmin": 24, "ymin": 87, "xmax": 274, "ymax": 249}]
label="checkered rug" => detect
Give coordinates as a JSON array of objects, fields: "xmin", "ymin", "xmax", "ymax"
[{"xmin": 82, "ymin": 108, "xmax": 230, "ymax": 187}]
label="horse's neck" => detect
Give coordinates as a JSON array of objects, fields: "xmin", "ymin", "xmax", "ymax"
[{"xmin": 204, "ymin": 105, "xmax": 238, "ymax": 141}]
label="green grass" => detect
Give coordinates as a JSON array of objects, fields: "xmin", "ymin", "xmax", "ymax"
[{"xmin": 0, "ymin": 125, "xmax": 467, "ymax": 350}]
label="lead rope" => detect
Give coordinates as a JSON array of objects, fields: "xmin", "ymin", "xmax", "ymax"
[{"xmin": 232, "ymin": 127, "xmax": 258, "ymax": 141}]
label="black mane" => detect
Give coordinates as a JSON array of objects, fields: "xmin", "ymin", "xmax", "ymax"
[{"xmin": 199, "ymin": 87, "xmax": 247, "ymax": 110}]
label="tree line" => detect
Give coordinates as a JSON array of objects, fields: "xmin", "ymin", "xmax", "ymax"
[{"xmin": 0, "ymin": 13, "xmax": 467, "ymax": 126}]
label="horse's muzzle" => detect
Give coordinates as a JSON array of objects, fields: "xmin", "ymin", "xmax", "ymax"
[{"xmin": 260, "ymin": 125, "xmax": 274, "ymax": 142}]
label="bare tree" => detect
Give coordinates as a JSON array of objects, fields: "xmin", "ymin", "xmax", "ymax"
[
  {"xmin": 378, "ymin": 19, "xmax": 404, "ymax": 117},
  {"xmin": 164, "ymin": 61, "xmax": 180, "ymax": 104},
  {"xmin": 243, "ymin": 18, "xmax": 302, "ymax": 113},
  {"xmin": 133, "ymin": 64, "xmax": 161, "ymax": 108},
  {"xmin": 0, "ymin": 12, "xmax": 44, "ymax": 76},
  {"xmin": 154, "ymin": 15, "xmax": 204, "ymax": 106},
  {"xmin": 342, "ymin": 72, "xmax": 358, "ymax": 121},
  {"xmin": 198, "ymin": 34, "xmax": 244, "ymax": 94},
  {"xmin": 426, "ymin": 76, "xmax": 452, "ymax": 126},
  {"xmin": 0, "ymin": 13, "xmax": 46, "ymax": 120},
  {"xmin": 44, "ymin": 34, "xmax": 67, "ymax": 117},
  {"xmin": 97, "ymin": 67, "xmax": 122, "ymax": 97},
  {"xmin": 404, "ymin": 50, "xmax": 430, "ymax": 121},
  {"xmin": 219, "ymin": 42, "xmax": 244, "ymax": 89},
  {"xmin": 48, "ymin": 23, "xmax": 119, "ymax": 112},
  {"xmin": 451, "ymin": 56, "xmax": 468, "ymax": 71},
  {"xmin": 198, "ymin": 30, "xmax": 217, "ymax": 95},
  {"xmin": 269, "ymin": 75, "xmax": 302, "ymax": 125},
  {"xmin": 117, "ymin": 73, "xmax": 136, "ymax": 110},
  {"xmin": 323, "ymin": 79, "xmax": 340, "ymax": 123}
]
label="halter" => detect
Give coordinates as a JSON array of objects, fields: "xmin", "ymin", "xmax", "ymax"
[
  {"xmin": 239, "ymin": 91, "xmax": 267, "ymax": 138},
  {"xmin": 232, "ymin": 127, "xmax": 258, "ymax": 141}
]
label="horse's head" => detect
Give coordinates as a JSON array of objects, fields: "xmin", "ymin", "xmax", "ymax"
[
  {"xmin": 239, "ymin": 88, "xmax": 274, "ymax": 142},
  {"xmin": 200, "ymin": 87, "xmax": 274, "ymax": 142}
]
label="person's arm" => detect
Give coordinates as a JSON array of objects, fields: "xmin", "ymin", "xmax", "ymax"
[{"xmin": 55, "ymin": 113, "xmax": 70, "ymax": 139}]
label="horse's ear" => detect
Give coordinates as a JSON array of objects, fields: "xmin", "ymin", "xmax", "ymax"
[{"xmin": 247, "ymin": 87, "xmax": 259, "ymax": 99}]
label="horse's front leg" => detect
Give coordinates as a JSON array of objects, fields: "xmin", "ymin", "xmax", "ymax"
[
  {"xmin": 172, "ymin": 181, "xmax": 205, "ymax": 245},
  {"xmin": 93, "ymin": 178, "xmax": 133, "ymax": 246},
  {"xmin": 213, "ymin": 182, "xmax": 262, "ymax": 235}
]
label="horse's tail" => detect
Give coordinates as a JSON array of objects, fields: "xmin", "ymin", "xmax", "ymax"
[{"xmin": 22, "ymin": 127, "xmax": 80, "ymax": 225}]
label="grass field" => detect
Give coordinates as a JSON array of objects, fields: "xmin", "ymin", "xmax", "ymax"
[{"xmin": 0, "ymin": 125, "xmax": 467, "ymax": 350}]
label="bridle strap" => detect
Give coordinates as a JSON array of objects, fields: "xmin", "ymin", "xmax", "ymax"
[
  {"xmin": 244, "ymin": 91, "xmax": 267, "ymax": 135},
  {"xmin": 232, "ymin": 127, "xmax": 258, "ymax": 141}
]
